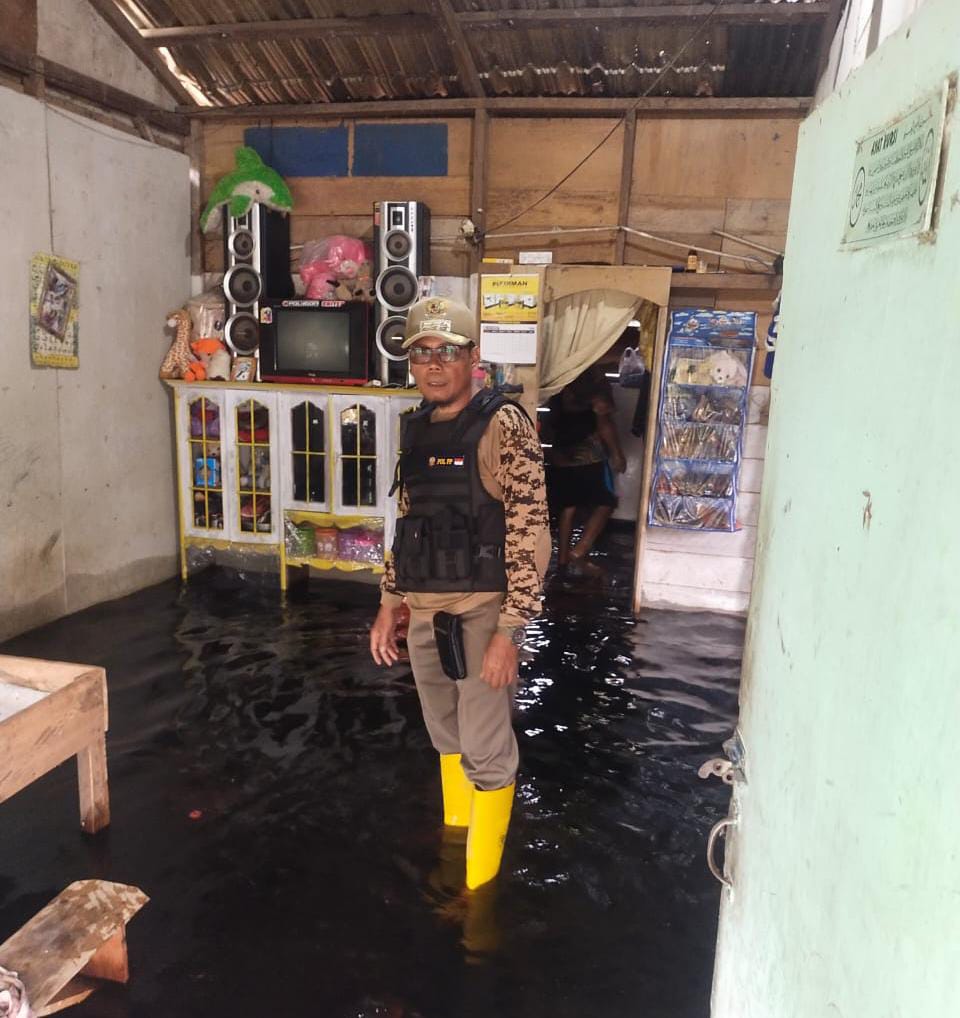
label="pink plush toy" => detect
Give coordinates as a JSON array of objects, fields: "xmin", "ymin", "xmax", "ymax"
[{"xmin": 300, "ymin": 236, "xmax": 371, "ymax": 300}]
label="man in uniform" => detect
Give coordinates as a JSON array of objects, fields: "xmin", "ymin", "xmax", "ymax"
[{"xmin": 369, "ymin": 296, "xmax": 549, "ymax": 889}]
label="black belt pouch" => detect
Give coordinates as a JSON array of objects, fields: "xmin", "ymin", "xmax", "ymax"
[{"xmin": 433, "ymin": 611, "xmax": 467, "ymax": 681}]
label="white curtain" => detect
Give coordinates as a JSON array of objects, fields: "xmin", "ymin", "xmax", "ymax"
[{"xmin": 538, "ymin": 288, "xmax": 640, "ymax": 399}]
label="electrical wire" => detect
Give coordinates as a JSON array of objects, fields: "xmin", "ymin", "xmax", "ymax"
[{"xmin": 483, "ymin": 0, "xmax": 727, "ymax": 236}]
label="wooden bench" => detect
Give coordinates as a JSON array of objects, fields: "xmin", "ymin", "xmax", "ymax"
[
  {"xmin": 0, "ymin": 880, "xmax": 148, "ymax": 1015},
  {"xmin": 0, "ymin": 655, "xmax": 110, "ymax": 833}
]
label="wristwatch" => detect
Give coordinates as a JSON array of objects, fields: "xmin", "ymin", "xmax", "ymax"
[{"xmin": 497, "ymin": 625, "xmax": 525, "ymax": 647}]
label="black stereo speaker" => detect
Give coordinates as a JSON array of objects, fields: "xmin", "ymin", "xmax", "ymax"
[
  {"xmin": 222, "ymin": 204, "xmax": 294, "ymax": 356},
  {"xmin": 374, "ymin": 200, "xmax": 431, "ymax": 383}
]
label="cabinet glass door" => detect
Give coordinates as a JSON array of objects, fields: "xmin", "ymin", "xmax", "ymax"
[
  {"xmin": 333, "ymin": 396, "xmax": 385, "ymax": 516},
  {"xmin": 182, "ymin": 391, "xmax": 226, "ymax": 536},
  {"xmin": 227, "ymin": 393, "xmax": 278, "ymax": 542},
  {"xmin": 281, "ymin": 396, "xmax": 329, "ymax": 511}
]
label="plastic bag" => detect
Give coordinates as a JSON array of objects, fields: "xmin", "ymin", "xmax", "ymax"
[
  {"xmin": 186, "ymin": 287, "xmax": 226, "ymax": 341},
  {"xmin": 299, "ymin": 236, "xmax": 372, "ymax": 300},
  {"xmin": 284, "ymin": 518, "xmax": 316, "ymax": 558},
  {"xmin": 338, "ymin": 526, "xmax": 384, "ymax": 566},
  {"xmin": 618, "ymin": 347, "xmax": 646, "ymax": 388}
]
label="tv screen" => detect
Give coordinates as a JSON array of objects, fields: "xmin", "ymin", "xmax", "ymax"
[{"xmin": 276, "ymin": 309, "xmax": 352, "ymax": 373}]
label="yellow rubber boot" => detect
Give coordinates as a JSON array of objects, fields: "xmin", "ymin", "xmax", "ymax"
[
  {"xmin": 440, "ymin": 753, "xmax": 474, "ymax": 827},
  {"xmin": 466, "ymin": 783, "xmax": 515, "ymax": 890}
]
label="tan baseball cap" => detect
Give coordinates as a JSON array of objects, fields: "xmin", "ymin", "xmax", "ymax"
[{"xmin": 402, "ymin": 296, "xmax": 477, "ymax": 349}]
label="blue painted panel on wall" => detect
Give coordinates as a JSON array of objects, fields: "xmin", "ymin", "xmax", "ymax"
[
  {"xmin": 353, "ymin": 124, "xmax": 448, "ymax": 177},
  {"xmin": 243, "ymin": 127, "xmax": 349, "ymax": 177}
]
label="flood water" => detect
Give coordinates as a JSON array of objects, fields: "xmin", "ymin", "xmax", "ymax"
[{"xmin": 0, "ymin": 530, "xmax": 742, "ymax": 1017}]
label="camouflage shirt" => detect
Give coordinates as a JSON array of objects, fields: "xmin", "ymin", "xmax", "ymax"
[{"xmin": 381, "ymin": 401, "xmax": 550, "ymax": 627}]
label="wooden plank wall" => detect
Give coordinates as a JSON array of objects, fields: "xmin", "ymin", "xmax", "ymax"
[
  {"xmin": 200, "ymin": 112, "xmax": 799, "ymax": 284},
  {"xmin": 201, "ymin": 111, "xmax": 795, "ymax": 614},
  {"xmin": 201, "ymin": 117, "xmax": 474, "ymax": 277}
]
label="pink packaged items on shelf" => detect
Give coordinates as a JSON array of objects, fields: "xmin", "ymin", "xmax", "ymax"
[{"xmin": 337, "ymin": 527, "xmax": 383, "ymax": 566}]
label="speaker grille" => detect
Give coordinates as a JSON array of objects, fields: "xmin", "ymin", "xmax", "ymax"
[
  {"xmin": 224, "ymin": 265, "xmax": 263, "ymax": 306},
  {"xmin": 228, "ymin": 229, "xmax": 255, "ymax": 259},
  {"xmin": 384, "ymin": 228, "xmax": 412, "ymax": 261},
  {"xmin": 376, "ymin": 316, "xmax": 409, "ymax": 362},
  {"xmin": 224, "ymin": 312, "xmax": 260, "ymax": 355},
  {"xmin": 376, "ymin": 265, "xmax": 419, "ymax": 312}
]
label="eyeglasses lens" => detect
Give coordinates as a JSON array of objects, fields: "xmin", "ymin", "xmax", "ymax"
[{"xmin": 409, "ymin": 344, "xmax": 462, "ymax": 364}]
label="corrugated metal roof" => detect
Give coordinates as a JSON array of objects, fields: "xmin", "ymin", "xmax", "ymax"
[{"xmin": 130, "ymin": 0, "xmax": 824, "ymax": 108}]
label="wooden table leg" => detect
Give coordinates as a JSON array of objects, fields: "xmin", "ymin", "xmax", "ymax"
[{"xmin": 77, "ymin": 733, "xmax": 110, "ymax": 833}]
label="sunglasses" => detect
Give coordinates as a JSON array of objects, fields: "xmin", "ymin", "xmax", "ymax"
[{"xmin": 408, "ymin": 342, "xmax": 471, "ymax": 364}]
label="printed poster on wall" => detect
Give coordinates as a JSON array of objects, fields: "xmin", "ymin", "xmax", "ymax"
[
  {"xmin": 480, "ymin": 322, "xmax": 537, "ymax": 365},
  {"xmin": 479, "ymin": 274, "xmax": 539, "ymax": 364},
  {"xmin": 480, "ymin": 274, "xmax": 540, "ymax": 323},
  {"xmin": 842, "ymin": 83, "xmax": 948, "ymax": 248},
  {"xmin": 30, "ymin": 253, "xmax": 80, "ymax": 369}
]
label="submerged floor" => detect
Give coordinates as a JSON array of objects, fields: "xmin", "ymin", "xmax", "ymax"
[{"xmin": 0, "ymin": 532, "xmax": 742, "ymax": 1017}]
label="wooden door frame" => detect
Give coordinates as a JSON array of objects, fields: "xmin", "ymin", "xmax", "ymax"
[{"xmin": 631, "ymin": 303, "xmax": 669, "ymax": 616}]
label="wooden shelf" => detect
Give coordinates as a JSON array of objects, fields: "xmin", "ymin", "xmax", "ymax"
[
  {"xmin": 165, "ymin": 379, "xmax": 416, "ymax": 397},
  {"xmin": 286, "ymin": 555, "xmax": 384, "ymax": 575},
  {"xmin": 669, "ymin": 273, "xmax": 782, "ymax": 293}
]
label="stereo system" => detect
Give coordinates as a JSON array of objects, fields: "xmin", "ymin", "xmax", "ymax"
[
  {"xmin": 373, "ymin": 200, "xmax": 431, "ymax": 383},
  {"xmin": 222, "ymin": 204, "xmax": 294, "ymax": 359}
]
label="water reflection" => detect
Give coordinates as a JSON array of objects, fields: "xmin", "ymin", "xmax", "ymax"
[{"xmin": 0, "ymin": 529, "xmax": 742, "ymax": 1018}]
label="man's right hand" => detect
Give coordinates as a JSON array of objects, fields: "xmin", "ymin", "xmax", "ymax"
[{"xmin": 370, "ymin": 604, "xmax": 401, "ymax": 666}]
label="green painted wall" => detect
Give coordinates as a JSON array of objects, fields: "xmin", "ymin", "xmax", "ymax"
[{"xmin": 712, "ymin": 1, "xmax": 960, "ymax": 1015}]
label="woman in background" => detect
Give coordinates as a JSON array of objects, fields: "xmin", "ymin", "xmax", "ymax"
[{"xmin": 547, "ymin": 364, "xmax": 626, "ymax": 578}]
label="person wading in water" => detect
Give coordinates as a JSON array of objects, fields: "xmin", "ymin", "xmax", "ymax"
[
  {"xmin": 546, "ymin": 364, "xmax": 626, "ymax": 579},
  {"xmin": 369, "ymin": 296, "xmax": 549, "ymax": 889}
]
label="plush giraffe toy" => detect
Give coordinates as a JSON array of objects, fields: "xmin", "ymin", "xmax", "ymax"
[{"xmin": 159, "ymin": 308, "xmax": 199, "ymax": 380}]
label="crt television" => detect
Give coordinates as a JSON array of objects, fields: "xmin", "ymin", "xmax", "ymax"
[{"xmin": 258, "ymin": 299, "xmax": 370, "ymax": 384}]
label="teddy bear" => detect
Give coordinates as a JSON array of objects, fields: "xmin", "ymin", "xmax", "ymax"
[
  {"xmin": 184, "ymin": 338, "xmax": 231, "ymax": 382},
  {"xmin": 704, "ymin": 350, "xmax": 749, "ymax": 387},
  {"xmin": 334, "ymin": 259, "xmax": 375, "ymax": 302},
  {"xmin": 299, "ymin": 236, "xmax": 372, "ymax": 300}
]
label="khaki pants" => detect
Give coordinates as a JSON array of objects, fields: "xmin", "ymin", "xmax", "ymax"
[{"xmin": 407, "ymin": 599, "xmax": 518, "ymax": 791}]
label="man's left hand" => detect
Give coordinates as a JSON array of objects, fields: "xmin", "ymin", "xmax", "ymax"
[{"xmin": 481, "ymin": 632, "xmax": 518, "ymax": 689}]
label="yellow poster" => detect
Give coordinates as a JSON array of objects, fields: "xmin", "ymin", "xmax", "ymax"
[
  {"xmin": 30, "ymin": 253, "xmax": 80, "ymax": 369},
  {"xmin": 480, "ymin": 274, "xmax": 540, "ymax": 324}
]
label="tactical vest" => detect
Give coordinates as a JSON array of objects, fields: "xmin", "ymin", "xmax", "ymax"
[{"xmin": 391, "ymin": 389, "xmax": 515, "ymax": 593}]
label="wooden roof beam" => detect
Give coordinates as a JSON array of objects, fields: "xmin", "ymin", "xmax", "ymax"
[
  {"xmin": 0, "ymin": 40, "xmax": 189, "ymax": 136},
  {"xmin": 139, "ymin": 14, "xmax": 435, "ymax": 45},
  {"xmin": 425, "ymin": 0, "xmax": 485, "ymax": 98},
  {"xmin": 459, "ymin": 2, "xmax": 834, "ymax": 29},
  {"xmin": 138, "ymin": 1, "xmax": 831, "ymax": 49},
  {"xmin": 182, "ymin": 96, "xmax": 811, "ymax": 119},
  {"xmin": 85, "ymin": 0, "xmax": 193, "ymax": 104}
]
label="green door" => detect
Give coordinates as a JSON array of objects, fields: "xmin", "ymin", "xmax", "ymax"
[{"xmin": 711, "ymin": 3, "xmax": 960, "ymax": 1015}]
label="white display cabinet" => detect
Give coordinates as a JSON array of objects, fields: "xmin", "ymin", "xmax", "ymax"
[
  {"xmin": 177, "ymin": 386, "xmax": 230, "ymax": 540},
  {"xmin": 330, "ymin": 394, "xmax": 389, "ymax": 517},
  {"xmin": 223, "ymin": 390, "xmax": 280, "ymax": 544},
  {"xmin": 170, "ymin": 382, "xmax": 423, "ymax": 586},
  {"xmin": 277, "ymin": 393, "xmax": 331, "ymax": 513}
]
